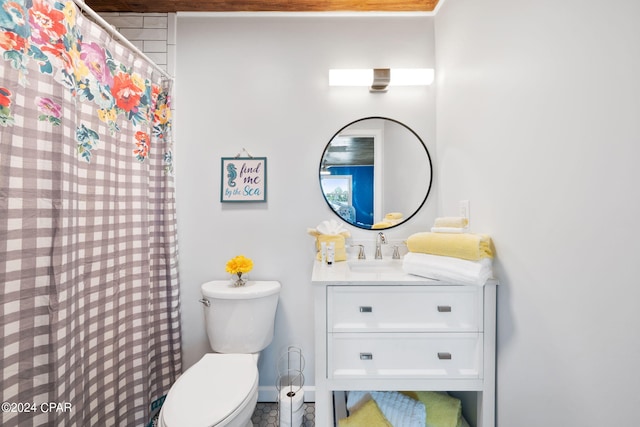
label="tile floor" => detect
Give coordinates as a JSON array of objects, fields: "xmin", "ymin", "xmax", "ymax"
[
  {"xmin": 252, "ymin": 402, "xmax": 315, "ymax": 427},
  {"xmin": 150, "ymin": 402, "xmax": 315, "ymax": 426}
]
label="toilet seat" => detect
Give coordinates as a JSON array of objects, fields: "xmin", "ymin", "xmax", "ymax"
[{"xmin": 160, "ymin": 353, "xmax": 258, "ymax": 427}]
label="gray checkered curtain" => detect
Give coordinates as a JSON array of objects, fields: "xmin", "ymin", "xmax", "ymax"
[{"xmin": 0, "ymin": 1, "xmax": 181, "ymax": 426}]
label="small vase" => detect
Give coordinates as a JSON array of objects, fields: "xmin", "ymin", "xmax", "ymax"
[{"xmin": 232, "ymin": 272, "xmax": 247, "ymax": 287}]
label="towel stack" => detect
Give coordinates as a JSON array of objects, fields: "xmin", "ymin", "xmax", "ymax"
[
  {"xmin": 401, "ymin": 391, "xmax": 465, "ymax": 427},
  {"xmin": 402, "ymin": 219, "xmax": 494, "ymax": 285},
  {"xmin": 342, "ymin": 391, "xmax": 426, "ymax": 427},
  {"xmin": 431, "ymin": 216, "xmax": 469, "ymax": 233},
  {"xmin": 307, "ymin": 219, "xmax": 351, "ymax": 262},
  {"xmin": 372, "ymin": 212, "xmax": 404, "ymax": 229},
  {"xmin": 340, "ymin": 390, "xmax": 466, "ymax": 427}
]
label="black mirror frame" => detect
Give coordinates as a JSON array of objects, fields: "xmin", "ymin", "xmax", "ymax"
[{"xmin": 319, "ymin": 116, "xmax": 433, "ymax": 230}]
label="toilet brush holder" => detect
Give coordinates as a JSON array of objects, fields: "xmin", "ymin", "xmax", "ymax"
[{"xmin": 276, "ymin": 346, "xmax": 305, "ymax": 427}]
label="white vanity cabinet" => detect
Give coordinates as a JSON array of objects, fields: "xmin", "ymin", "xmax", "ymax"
[{"xmin": 312, "ymin": 261, "xmax": 497, "ymax": 427}]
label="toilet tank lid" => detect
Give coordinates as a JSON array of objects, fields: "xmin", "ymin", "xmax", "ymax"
[{"xmin": 201, "ymin": 280, "xmax": 281, "ymax": 299}]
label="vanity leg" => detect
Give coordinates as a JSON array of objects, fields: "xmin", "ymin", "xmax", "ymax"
[
  {"xmin": 315, "ymin": 387, "xmax": 333, "ymax": 427},
  {"xmin": 314, "ymin": 284, "xmax": 333, "ymax": 426},
  {"xmin": 481, "ymin": 284, "xmax": 497, "ymax": 427}
]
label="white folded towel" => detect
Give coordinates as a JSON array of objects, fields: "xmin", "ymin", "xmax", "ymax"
[
  {"xmin": 315, "ymin": 219, "xmax": 348, "ymax": 235},
  {"xmin": 431, "ymin": 226, "xmax": 465, "ymax": 233},
  {"xmin": 434, "ymin": 217, "xmax": 469, "ymax": 228},
  {"xmin": 347, "ymin": 391, "xmax": 426, "ymax": 427},
  {"xmin": 402, "ymin": 252, "xmax": 493, "ymax": 286}
]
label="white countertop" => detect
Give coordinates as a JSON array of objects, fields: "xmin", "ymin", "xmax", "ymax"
[
  {"xmin": 311, "ymin": 259, "xmax": 499, "ymax": 286},
  {"xmin": 312, "ymin": 259, "xmax": 443, "ymax": 285}
]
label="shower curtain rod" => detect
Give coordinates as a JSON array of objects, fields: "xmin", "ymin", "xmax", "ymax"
[{"xmin": 72, "ymin": 0, "xmax": 173, "ymax": 81}]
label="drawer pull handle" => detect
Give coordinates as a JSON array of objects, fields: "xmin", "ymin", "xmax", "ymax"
[
  {"xmin": 359, "ymin": 306, "xmax": 373, "ymax": 313},
  {"xmin": 360, "ymin": 353, "xmax": 373, "ymax": 360},
  {"xmin": 438, "ymin": 352, "xmax": 452, "ymax": 360},
  {"xmin": 437, "ymin": 305, "xmax": 452, "ymax": 312}
]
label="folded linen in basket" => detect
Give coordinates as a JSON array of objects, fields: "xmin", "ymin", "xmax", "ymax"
[
  {"xmin": 401, "ymin": 391, "xmax": 462, "ymax": 427},
  {"xmin": 406, "ymin": 232, "xmax": 493, "ymax": 261},
  {"xmin": 347, "ymin": 391, "xmax": 426, "ymax": 427},
  {"xmin": 433, "ymin": 217, "xmax": 469, "ymax": 228},
  {"xmin": 339, "ymin": 398, "xmax": 392, "ymax": 427},
  {"xmin": 308, "ymin": 220, "xmax": 351, "ymax": 262},
  {"xmin": 402, "ymin": 252, "xmax": 493, "ymax": 286},
  {"xmin": 314, "ymin": 234, "xmax": 347, "ymax": 262}
]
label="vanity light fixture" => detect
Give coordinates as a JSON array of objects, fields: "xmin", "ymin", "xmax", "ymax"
[{"xmin": 329, "ymin": 68, "xmax": 434, "ymax": 92}]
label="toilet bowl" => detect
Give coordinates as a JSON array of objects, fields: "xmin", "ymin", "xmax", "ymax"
[
  {"xmin": 159, "ymin": 281, "xmax": 281, "ymax": 427},
  {"xmin": 158, "ymin": 354, "xmax": 258, "ymax": 427}
]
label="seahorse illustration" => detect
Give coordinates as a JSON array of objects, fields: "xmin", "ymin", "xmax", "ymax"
[{"xmin": 226, "ymin": 163, "xmax": 238, "ymax": 187}]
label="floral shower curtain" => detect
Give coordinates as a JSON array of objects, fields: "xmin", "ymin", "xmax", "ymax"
[{"xmin": 0, "ymin": 1, "xmax": 181, "ymax": 426}]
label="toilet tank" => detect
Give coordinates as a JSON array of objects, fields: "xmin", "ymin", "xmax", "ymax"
[{"xmin": 201, "ymin": 280, "xmax": 281, "ymax": 353}]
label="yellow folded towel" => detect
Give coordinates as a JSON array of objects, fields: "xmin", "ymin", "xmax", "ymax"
[
  {"xmin": 406, "ymin": 232, "xmax": 493, "ymax": 261},
  {"xmin": 434, "ymin": 216, "xmax": 469, "ymax": 228},
  {"xmin": 401, "ymin": 391, "xmax": 462, "ymax": 427},
  {"xmin": 371, "ymin": 221, "xmax": 392, "ymax": 229},
  {"xmin": 384, "ymin": 212, "xmax": 403, "ymax": 220},
  {"xmin": 315, "ymin": 234, "xmax": 347, "ymax": 262},
  {"xmin": 339, "ymin": 398, "xmax": 392, "ymax": 427}
]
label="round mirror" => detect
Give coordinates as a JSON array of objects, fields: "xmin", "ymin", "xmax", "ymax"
[{"xmin": 319, "ymin": 117, "xmax": 433, "ymax": 230}]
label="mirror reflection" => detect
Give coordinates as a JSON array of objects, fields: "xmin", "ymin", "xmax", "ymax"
[{"xmin": 319, "ymin": 117, "xmax": 433, "ymax": 230}]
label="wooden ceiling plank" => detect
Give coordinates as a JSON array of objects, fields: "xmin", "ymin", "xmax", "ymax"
[{"xmin": 86, "ymin": 0, "xmax": 439, "ymax": 13}]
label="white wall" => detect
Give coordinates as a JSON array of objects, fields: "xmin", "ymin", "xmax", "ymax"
[
  {"xmin": 435, "ymin": 1, "xmax": 640, "ymax": 425},
  {"xmin": 175, "ymin": 14, "xmax": 437, "ymax": 397}
]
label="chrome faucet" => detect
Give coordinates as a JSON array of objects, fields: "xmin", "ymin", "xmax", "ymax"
[
  {"xmin": 351, "ymin": 244, "xmax": 366, "ymax": 260},
  {"xmin": 375, "ymin": 232, "xmax": 387, "ymax": 259}
]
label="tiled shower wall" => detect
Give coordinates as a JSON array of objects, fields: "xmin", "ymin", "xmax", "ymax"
[{"xmin": 99, "ymin": 12, "xmax": 177, "ymax": 77}]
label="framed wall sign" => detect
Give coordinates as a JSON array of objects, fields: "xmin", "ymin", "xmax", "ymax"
[{"xmin": 220, "ymin": 157, "xmax": 267, "ymax": 202}]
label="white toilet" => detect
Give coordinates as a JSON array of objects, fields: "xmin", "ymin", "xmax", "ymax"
[{"xmin": 159, "ymin": 280, "xmax": 281, "ymax": 427}]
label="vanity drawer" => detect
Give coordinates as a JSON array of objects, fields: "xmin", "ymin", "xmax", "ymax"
[
  {"xmin": 328, "ymin": 332, "xmax": 483, "ymax": 379},
  {"xmin": 327, "ymin": 286, "xmax": 482, "ymax": 333}
]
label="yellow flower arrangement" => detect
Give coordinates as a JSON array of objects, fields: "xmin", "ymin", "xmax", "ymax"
[{"xmin": 225, "ymin": 255, "xmax": 253, "ymax": 287}]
